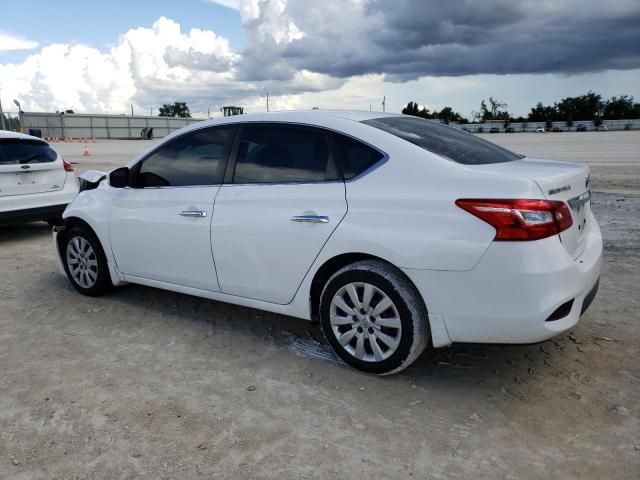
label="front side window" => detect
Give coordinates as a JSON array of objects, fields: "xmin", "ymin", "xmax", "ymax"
[
  {"xmin": 233, "ymin": 125, "xmax": 339, "ymax": 184},
  {"xmin": 0, "ymin": 139, "xmax": 57, "ymax": 165},
  {"xmin": 135, "ymin": 127, "xmax": 231, "ymax": 187},
  {"xmin": 362, "ymin": 116, "xmax": 523, "ymax": 165}
]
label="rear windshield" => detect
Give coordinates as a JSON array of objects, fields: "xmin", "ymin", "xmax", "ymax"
[
  {"xmin": 362, "ymin": 116, "xmax": 522, "ymax": 165},
  {"xmin": 0, "ymin": 139, "xmax": 57, "ymax": 165}
]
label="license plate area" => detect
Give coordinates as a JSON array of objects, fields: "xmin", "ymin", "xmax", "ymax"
[
  {"xmin": 569, "ymin": 190, "xmax": 591, "ymax": 242},
  {"xmin": 15, "ymin": 172, "xmax": 36, "ymax": 185}
]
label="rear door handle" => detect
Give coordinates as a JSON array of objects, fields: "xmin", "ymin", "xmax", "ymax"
[
  {"xmin": 290, "ymin": 215, "xmax": 329, "ymax": 223},
  {"xmin": 180, "ymin": 210, "xmax": 207, "ymax": 217}
]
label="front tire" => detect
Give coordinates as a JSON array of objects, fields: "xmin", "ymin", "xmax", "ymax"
[
  {"xmin": 61, "ymin": 226, "xmax": 113, "ymax": 296},
  {"xmin": 319, "ymin": 260, "xmax": 430, "ymax": 375}
]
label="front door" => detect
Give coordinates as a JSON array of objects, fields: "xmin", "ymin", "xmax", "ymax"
[
  {"xmin": 109, "ymin": 126, "xmax": 233, "ymax": 291},
  {"xmin": 212, "ymin": 124, "xmax": 347, "ymax": 304}
]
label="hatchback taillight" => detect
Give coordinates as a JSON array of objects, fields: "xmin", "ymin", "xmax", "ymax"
[
  {"xmin": 63, "ymin": 158, "xmax": 74, "ymax": 172},
  {"xmin": 455, "ymin": 199, "xmax": 573, "ymax": 241}
]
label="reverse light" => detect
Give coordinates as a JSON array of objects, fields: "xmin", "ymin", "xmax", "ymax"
[
  {"xmin": 456, "ymin": 198, "xmax": 573, "ymax": 241},
  {"xmin": 63, "ymin": 158, "xmax": 74, "ymax": 172}
]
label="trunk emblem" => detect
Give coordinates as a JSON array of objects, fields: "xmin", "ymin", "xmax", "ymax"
[
  {"xmin": 21, "ymin": 165, "xmax": 30, "ymax": 170},
  {"xmin": 548, "ymin": 185, "xmax": 571, "ymax": 195}
]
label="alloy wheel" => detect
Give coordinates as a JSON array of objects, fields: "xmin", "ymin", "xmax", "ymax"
[
  {"xmin": 66, "ymin": 236, "xmax": 99, "ymax": 289},
  {"xmin": 329, "ymin": 282, "xmax": 402, "ymax": 362}
]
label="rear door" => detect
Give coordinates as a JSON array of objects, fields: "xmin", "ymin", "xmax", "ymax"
[
  {"xmin": 0, "ymin": 137, "xmax": 67, "ymax": 197},
  {"xmin": 211, "ymin": 123, "xmax": 347, "ymax": 304}
]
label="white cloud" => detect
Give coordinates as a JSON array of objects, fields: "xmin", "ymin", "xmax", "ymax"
[
  {"xmin": 1, "ymin": 1, "xmax": 638, "ymax": 118},
  {"xmin": 0, "ymin": 32, "xmax": 39, "ymax": 52}
]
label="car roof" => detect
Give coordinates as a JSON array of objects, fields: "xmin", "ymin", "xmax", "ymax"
[
  {"xmin": 188, "ymin": 109, "xmax": 402, "ymax": 128},
  {"xmin": 0, "ymin": 130, "xmax": 46, "ymax": 141}
]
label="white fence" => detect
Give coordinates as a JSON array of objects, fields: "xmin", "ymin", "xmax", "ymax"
[
  {"xmin": 456, "ymin": 118, "xmax": 640, "ymax": 133},
  {"xmin": 18, "ymin": 112, "xmax": 204, "ymax": 139}
]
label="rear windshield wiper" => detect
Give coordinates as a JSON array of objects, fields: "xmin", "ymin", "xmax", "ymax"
[{"xmin": 18, "ymin": 154, "xmax": 41, "ymax": 164}]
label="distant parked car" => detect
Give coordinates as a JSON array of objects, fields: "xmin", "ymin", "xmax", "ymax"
[
  {"xmin": 576, "ymin": 124, "xmax": 587, "ymax": 132},
  {"xmin": 536, "ymin": 128, "xmax": 545, "ymax": 133},
  {"xmin": 489, "ymin": 127, "xmax": 500, "ymax": 133},
  {"xmin": 1, "ymin": 131, "xmax": 78, "ymax": 226},
  {"xmin": 462, "ymin": 127, "xmax": 472, "ymax": 133},
  {"xmin": 505, "ymin": 127, "xmax": 514, "ymax": 133},
  {"xmin": 597, "ymin": 125, "xmax": 608, "ymax": 132},
  {"xmin": 552, "ymin": 127, "xmax": 563, "ymax": 132}
]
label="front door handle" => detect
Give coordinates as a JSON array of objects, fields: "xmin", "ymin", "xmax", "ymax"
[
  {"xmin": 180, "ymin": 210, "xmax": 207, "ymax": 217},
  {"xmin": 290, "ymin": 215, "xmax": 329, "ymax": 223}
]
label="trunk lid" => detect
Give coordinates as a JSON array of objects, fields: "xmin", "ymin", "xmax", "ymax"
[
  {"xmin": 468, "ymin": 157, "xmax": 592, "ymax": 258},
  {"xmin": 0, "ymin": 138, "xmax": 67, "ymax": 197}
]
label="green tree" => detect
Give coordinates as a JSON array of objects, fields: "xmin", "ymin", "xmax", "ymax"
[
  {"xmin": 528, "ymin": 102, "xmax": 558, "ymax": 123},
  {"xmin": 555, "ymin": 91, "xmax": 602, "ymax": 123},
  {"xmin": 473, "ymin": 97, "xmax": 509, "ymax": 122},
  {"xmin": 602, "ymin": 95, "xmax": 637, "ymax": 119},
  {"xmin": 158, "ymin": 102, "xmax": 191, "ymax": 118},
  {"xmin": 402, "ymin": 101, "xmax": 431, "ymax": 119}
]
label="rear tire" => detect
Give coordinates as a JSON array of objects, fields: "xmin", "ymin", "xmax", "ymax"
[
  {"xmin": 61, "ymin": 226, "xmax": 113, "ymax": 296},
  {"xmin": 319, "ymin": 260, "xmax": 429, "ymax": 375}
]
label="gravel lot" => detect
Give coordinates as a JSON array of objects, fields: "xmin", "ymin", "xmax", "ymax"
[{"xmin": 1, "ymin": 132, "xmax": 639, "ymax": 479}]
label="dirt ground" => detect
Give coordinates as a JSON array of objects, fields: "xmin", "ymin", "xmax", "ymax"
[{"xmin": 1, "ymin": 132, "xmax": 638, "ymax": 479}]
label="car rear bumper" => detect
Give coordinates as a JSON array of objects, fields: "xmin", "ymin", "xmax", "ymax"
[
  {"xmin": 0, "ymin": 204, "xmax": 68, "ymax": 225},
  {"xmin": 403, "ymin": 218, "xmax": 603, "ymax": 345},
  {"xmin": 0, "ymin": 178, "xmax": 78, "ymax": 225}
]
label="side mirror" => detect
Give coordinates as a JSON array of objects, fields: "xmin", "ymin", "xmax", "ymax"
[{"xmin": 109, "ymin": 167, "xmax": 130, "ymax": 188}]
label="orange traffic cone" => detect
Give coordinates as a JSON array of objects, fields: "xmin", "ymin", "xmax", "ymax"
[{"xmin": 83, "ymin": 143, "xmax": 91, "ymax": 157}]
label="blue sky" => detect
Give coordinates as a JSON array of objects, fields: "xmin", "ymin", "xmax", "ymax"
[{"xmin": 0, "ymin": 0, "xmax": 244, "ymax": 62}]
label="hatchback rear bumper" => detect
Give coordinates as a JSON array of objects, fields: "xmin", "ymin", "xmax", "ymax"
[
  {"xmin": 0, "ymin": 177, "xmax": 78, "ymax": 225},
  {"xmin": 0, "ymin": 203, "xmax": 67, "ymax": 225},
  {"xmin": 403, "ymin": 217, "xmax": 603, "ymax": 346}
]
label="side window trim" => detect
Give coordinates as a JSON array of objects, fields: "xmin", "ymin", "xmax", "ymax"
[
  {"xmin": 226, "ymin": 123, "xmax": 345, "ymax": 186},
  {"xmin": 129, "ymin": 125, "xmax": 237, "ymax": 189}
]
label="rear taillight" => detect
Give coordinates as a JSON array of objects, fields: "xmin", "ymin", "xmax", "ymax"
[
  {"xmin": 63, "ymin": 158, "xmax": 74, "ymax": 172},
  {"xmin": 455, "ymin": 199, "xmax": 573, "ymax": 241}
]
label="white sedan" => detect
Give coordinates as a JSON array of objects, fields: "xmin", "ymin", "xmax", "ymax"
[
  {"xmin": 53, "ymin": 111, "xmax": 602, "ymax": 375},
  {"xmin": 1, "ymin": 131, "xmax": 78, "ymax": 225}
]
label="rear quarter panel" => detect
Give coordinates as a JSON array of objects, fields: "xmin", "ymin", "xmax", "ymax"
[{"xmin": 323, "ymin": 136, "xmax": 546, "ymax": 271}]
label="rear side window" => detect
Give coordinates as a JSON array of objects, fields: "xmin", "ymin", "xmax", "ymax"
[
  {"xmin": 135, "ymin": 127, "xmax": 232, "ymax": 187},
  {"xmin": 362, "ymin": 116, "xmax": 522, "ymax": 165},
  {"xmin": 233, "ymin": 125, "xmax": 339, "ymax": 184},
  {"xmin": 332, "ymin": 133, "xmax": 384, "ymax": 179},
  {"xmin": 0, "ymin": 139, "xmax": 57, "ymax": 165}
]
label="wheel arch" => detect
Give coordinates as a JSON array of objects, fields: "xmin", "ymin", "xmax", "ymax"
[
  {"xmin": 57, "ymin": 215, "xmax": 124, "ymax": 286},
  {"xmin": 308, "ymin": 252, "xmax": 428, "ymax": 323},
  {"xmin": 56, "ymin": 216, "xmax": 98, "ymax": 254}
]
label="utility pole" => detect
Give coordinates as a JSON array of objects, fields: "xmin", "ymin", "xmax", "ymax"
[
  {"xmin": 150, "ymin": 107, "xmax": 152, "ymax": 116},
  {"xmin": 382, "ymin": 96, "xmax": 386, "ymax": 113},
  {"xmin": 131, "ymin": 104, "xmax": 134, "ymax": 116},
  {"xmin": 266, "ymin": 92, "xmax": 269, "ymax": 112},
  {"xmin": 207, "ymin": 108, "xmax": 211, "ymax": 119}
]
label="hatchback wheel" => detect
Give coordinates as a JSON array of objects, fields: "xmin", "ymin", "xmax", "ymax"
[
  {"xmin": 319, "ymin": 260, "xmax": 429, "ymax": 375},
  {"xmin": 61, "ymin": 226, "xmax": 112, "ymax": 296}
]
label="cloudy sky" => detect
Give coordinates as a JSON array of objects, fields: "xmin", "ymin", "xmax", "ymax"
[{"xmin": 1, "ymin": 0, "xmax": 639, "ymax": 119}]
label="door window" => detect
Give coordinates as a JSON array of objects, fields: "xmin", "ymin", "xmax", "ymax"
[
  {"xmin": 134, "ymin": 127, "xmax": 232, "ymax": 187},
  {"xmin": 233, "ymin": 125, "xmax": 339, "ymax": 184}
]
